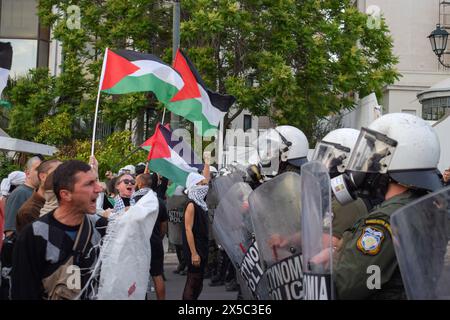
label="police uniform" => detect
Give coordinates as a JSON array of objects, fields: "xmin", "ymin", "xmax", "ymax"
[
  {"xmin": 334, "ymin": 190, "xmax": 420, "ymax": 299},
  {"xmin": 332, "ymin": 198, "xmax": 369, "ymax": 239}
]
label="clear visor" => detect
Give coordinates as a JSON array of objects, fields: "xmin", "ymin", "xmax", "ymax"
[
  {"xmin": 312, "ymin": 141, "xmax": 350, "ymax": 172},
  {"xmin": 255, "ymin": 129, "xmax": 283, "ymax": 165},
  {"xmin": 346, "ymin": 127, "xmax": 397, "ymax": 174}
]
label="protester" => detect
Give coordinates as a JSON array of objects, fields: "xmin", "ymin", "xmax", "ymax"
[
  {"xmin": 0, "ymin": 171, "xmax": 26, "ymax": 299},
  {"xmin": 119, "ymin": 165, "xmax": 135, "ymax": 176},
  {"xmin": 151, "ymin": 173, "xmax": 169, "ymax": 201},
  {"xmin": 16, "ymin": 159, "xmax": 62, "ymax": 234},
  {"xmin": 106, "ymin": 176, "xmax": 118, "ymax": 200},
  {"xmin": 0, "ymin": 171, "xmax": 26, "ymax": 249},
  {"xmin": 135, "ymin": 163, "xmax": 146, "ymax": 176},
  {"xmin": 3, "ymin": 156, "xmax": 42, "ymax": 237},
  {"xmin": 11, "ymin": 160, "xmax": 107, "ymax": 300},
  {"xmin": 132, "ymin": 173, "xmax": 168, "ymax": 300},
  {"xmin": 113, "ymin": 173, "xmax": 136, "ymax": 212},
  {"xmin": 182, "ymin": 159, "xmax": 210, "ymax": 300},
  {"xmin": 39, "ymin": 171, "xmax": 59, "ymax": 217}
]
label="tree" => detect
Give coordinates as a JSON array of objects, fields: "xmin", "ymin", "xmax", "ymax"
[
  {"xmin": 180, "ymin": 0, "xmax": 399, "ymax": 141},
  {"xmin": 3, "ymin": 0, "xmax": 399, "ymax": 153},
  {"xmin": 57, "ymin": 130, "xmax": 147, "ymax": 178},
  {"xmin": 37, "ymin": 0, "xmax": 173, "ymax": 138},
  {"xmin": 35, "ymin": 112, "xmax": 73, "ymax": 147},
  {"xmin": 6, "ymin": 68, "xmax": 56, "ymax": 141}
]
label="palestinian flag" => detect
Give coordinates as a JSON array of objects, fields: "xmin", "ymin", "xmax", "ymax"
[
  {"xmin": 99, "ymin": 48, "xmax": 235, "ymax": 135},
  {"xmin": 141, "ymin": 123, "xmax": 203, "ymax": 187},
  {"xmin": 0, "ymin": 42, "xmax": 12, "ymax": 98},
  {"xmin": 169, "ymin": 49, "xmax": 235, "ymax": 135}
]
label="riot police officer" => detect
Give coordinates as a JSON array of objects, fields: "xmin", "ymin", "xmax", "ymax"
[
  {"xmin": 248, "ymin": 125, "xmax": 309, "ymax": 183},
  {"xmin": 333, "ymin": 113, "xmax": 443, "ymax": 299},
  {"xmin": 312, "ymin": 128, "xmax": 372, "ymax": 239}
]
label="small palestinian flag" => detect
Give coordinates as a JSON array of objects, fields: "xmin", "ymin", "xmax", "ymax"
[
  {"xmin": 99, "ymin": 48, "xmax": 235, "ymax": 136},
  {"xmin": 0, "ymin": 42, "xmax": 12, "ymax": 98},
  {"xmin": 141, "ymin": 123, "xmax": 202, "ymax": 187}
]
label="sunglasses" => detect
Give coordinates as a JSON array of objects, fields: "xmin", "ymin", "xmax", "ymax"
[{"xmin": 120, "ymin": 179, "xmax": 136, "ymax": 185}]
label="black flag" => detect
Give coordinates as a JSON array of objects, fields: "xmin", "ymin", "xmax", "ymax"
[{"xmin": 0, "ymin": 42, "xmax": 13, "ymax": 97}]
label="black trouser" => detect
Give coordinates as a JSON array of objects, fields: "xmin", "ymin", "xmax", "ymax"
[{"xmin": 182, "ymin": 272, "xmax": 204, "ymax": 300}]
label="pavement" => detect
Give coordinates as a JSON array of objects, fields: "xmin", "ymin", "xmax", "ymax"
[{"xmin": 146, "ymin": 239, "xmax": 238, "ymax": 300}]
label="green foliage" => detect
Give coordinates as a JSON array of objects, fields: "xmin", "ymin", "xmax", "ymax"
[
  {"xmin": 6, "ymin": 68, "xmax": 57, "ymax": 141},
  {"xmin": 57, "ymin": 130, "xmax": 147, "ymax": 178},
  {"xmin": 35, "ymin": 112, "xmax": 73, "ymax": 147},
  {"xmin": 4, "ymin": 0, "xmax": 399, "ymax": 153},
  {"xmin": 37, "ymin": 0, "xmax": 172, "ymax": 132},
  {"xmin": 180, "ymin": 0, "xmax": 400, "ymax": 139},
  {"xmin": 2, "ymin": 1, "xmax": 172, "ymax": 150},
  {"xmin": 0, "ymin": 153, "xmax": 20, "ymax": 181}
]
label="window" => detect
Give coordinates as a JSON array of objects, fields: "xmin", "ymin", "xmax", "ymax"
[
  {"xmin": 0, "ymin": 0, "xmax": 50, "ymax": 77},
  {"xmin": 243, "ymin": 114, "xmax": 252, "ymax": 132},
  {"xmin": 422, "ymin": 97, "xmax": 450, "ymax": 121},
  {"xmin": 0, "ymin": 0, "xmax": 39, "ymax": 38},
  {"xmin": 0, "ymin": 38, "xmax": 37, "ymax": 77}
]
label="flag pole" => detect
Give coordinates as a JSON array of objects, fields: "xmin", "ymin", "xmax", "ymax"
[
  {"xmin": 90, "ymin": 82, "xmax": 102, "ymax": 157},
  {"xmin": 161, "ymin": 108, "xmax": 166, "ymax": 125},
  {"xmin": 218, "ymin": 117, "xmax": 225, "ymax": 169},
  {"xmin": 91, "ymin": 48, "xmax": 109, "ymax": 157}
]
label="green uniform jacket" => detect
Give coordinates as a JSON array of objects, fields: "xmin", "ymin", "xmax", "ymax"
[
  {"xmin": 332, "ymin": 198, "xmax": 369, "ymax": 239},
  {"xmin": 334, "ymin": 190, "xmax": 420, "ymax": 300}
]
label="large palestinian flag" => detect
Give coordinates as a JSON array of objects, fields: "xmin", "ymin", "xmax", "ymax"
[
  {"xmin": 0, "ymin": 42, "xmax": 12, "ymax": 98},
  {"xmin": 141, "ymin": 123, "xmax": 203, "ymax": 187},
  {"xmin": 99, "ymin": 48, "xmax": 235, "ymax": 135}
]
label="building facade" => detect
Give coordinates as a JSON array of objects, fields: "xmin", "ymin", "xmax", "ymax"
[
  {"xmin": 357, "ymin": 0, "xmax": 450, "ymax": 117},
  {"xmin": 0, "ymin": 0, "xmax": 61, "ymax": 78}
]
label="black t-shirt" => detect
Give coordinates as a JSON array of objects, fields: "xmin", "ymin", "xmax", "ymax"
[
  {"xmin": 182, "ymin": 200, "xmax": 209, "ymax": 254},
  {"xmin": 11, "ymin": 211, "xmax": 108, "ymax": 300}
]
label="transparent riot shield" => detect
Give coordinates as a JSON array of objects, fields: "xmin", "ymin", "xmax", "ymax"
[
  {"xmin": 166, "ymin": 194, "xmax": 188, "ymax": 246},
  {"xmin": 301, "ymin": 161, "xmax": 335, "ymax": 300},
  {"xmin": 212, "ymin": 171, "xmax": 244, "ymax": 198},
  {"xmin": 212, "ymin": 182, "xmax": 269, "ymax": 299},
  {"xmin": 391, "ymin": 185, "xmax": 450, "ymax": 300},
  {"xmin": 248, "ymin": 172, "xmax": 303, "ymax": 300}
]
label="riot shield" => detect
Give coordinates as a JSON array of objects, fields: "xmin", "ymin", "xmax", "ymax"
[
  {"xmin": 212, "ymin": 182, "xmax": 269, "ymax": 299},
  {"xmin": 212, "ymin": 171, "xmax": 244, "ymax": 199},
  {"xmin": 248, "ymin": 172, "xmax": 303, "ymax": 300},
  {"xmin": 300, "ymin": 161, "xmax": 335, "ymax": 300},
  {"xmin": 166, "ymin": 193, "xmax": 188, "ymax": 246},
  {"xmin": 391, "ymin": 186, "xmax": 450, "ymax": 300}
]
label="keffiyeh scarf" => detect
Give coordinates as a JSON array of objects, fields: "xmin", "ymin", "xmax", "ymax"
[
  {"xmin": 131, "ymin": 188, "xmax": 151, "ymax": 203},
  {"xmin": 187, "ymin": 185, "xmax": 209, "ymax": 212},
  {"xmin": 113, "ymin": 196, "xmax": 134, "ymax": 212}
]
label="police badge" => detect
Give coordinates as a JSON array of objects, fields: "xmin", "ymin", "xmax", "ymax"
[{"xmin": 357, "ymin": 226, "xmax": 384, "ymax": 255}]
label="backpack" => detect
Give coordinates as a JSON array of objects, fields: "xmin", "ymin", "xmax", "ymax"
[{"xmin": 42, "ymin": 216, "xmax": 93, "ymax": 300}]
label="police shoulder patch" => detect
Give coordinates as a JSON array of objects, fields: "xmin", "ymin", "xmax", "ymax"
[{"xmin": 356, "ymin": 226, "xmax": 384, "ymax": 255}]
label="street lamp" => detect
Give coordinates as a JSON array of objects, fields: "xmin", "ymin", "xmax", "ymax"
[{"xmin": 429, "ymin": 24, "xmax": 450, "ymax": 67}]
